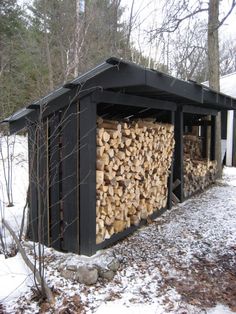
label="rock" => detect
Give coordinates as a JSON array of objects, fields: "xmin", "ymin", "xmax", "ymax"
[
  {"xmin": 108, "ymin": 258, "xmax": 120, "ymax": 272},
  {"xmin": 67, "ymin": 264, "xmax": 77, "ymax": 271},
  {"xmin": 61, "ymin": 269, "xmax": 77, "ymax": 280},
  {"xmin": 98, "ymin": 269, "xmax": 115, "ymax": 280},
  {"xmin": 76, "ymin": 265, "xmax": 98, "ymax": 285}
]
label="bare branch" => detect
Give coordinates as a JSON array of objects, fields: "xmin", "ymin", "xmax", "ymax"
[{"xmin": 218, "ymin": 0, "xmax": 236, "ymax": 29}]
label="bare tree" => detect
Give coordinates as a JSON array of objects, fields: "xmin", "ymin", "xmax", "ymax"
[
  {"xmin": 208, "ymin": 0, "xmax": 221, "ymax": 175},
  {"xmin": 0, "ymin": 133, "xmax": 15, "ymax": 207},
  {"xmin": 145, "ymin": 0, "xmax": 236, "ymax": 176}
]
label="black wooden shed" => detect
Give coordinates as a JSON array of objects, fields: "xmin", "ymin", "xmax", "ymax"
[{"xmin": 3, "ymin": 57, "xmax": 236, "ymax": 256}]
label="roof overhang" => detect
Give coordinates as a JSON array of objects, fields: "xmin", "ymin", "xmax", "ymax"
[{"xmin": 2, "ymin": 57, "xmax": 236, "ymax": 134}]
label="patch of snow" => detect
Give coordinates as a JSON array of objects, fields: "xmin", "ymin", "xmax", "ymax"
[
  {"xmin": 0, "ymin": 135, "xmax": 28, "ymax": 249},
  {"xmin": 207, "ymin": 304, "xmax": 235, "ymax": 314},
  {"xmin": 0, "ymin": 253, "xmax": 33, "ymax": 302},
  {"xmin": 95, "ymin": 300, "xmax": 166, "ymax": 314}
]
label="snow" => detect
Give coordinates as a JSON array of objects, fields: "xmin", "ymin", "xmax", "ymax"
[
  {"xmin": 0, "ymin": 135, "xmax": 236, "ymax": 313},
  {"xmin": 95, "ymin": 301, "xmax": 166, "ymax": 314},
  {"xmin": 0, "ymin": 135, "xmax": 28, "ymax": 248},
  {"xmin": 0, "ymin": 135, "xmax": 30, "ymax": 305},
  {"xmin": 0, "ymin": 253, "xmax": 33, "ymax": 302}
]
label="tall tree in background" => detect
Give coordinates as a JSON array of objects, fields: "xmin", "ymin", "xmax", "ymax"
[
  {"xmin": 0, "ymin": 0, "xmax": 135, "ymax": 122},
  {"xmin": 208, "ymin": 0, "xmax": 221, "ymax": 175},
  {"xmin": 147, "ymin": 0, "xmax": 236, "ymax": 176},
  {"xmin": 0, "ymin": 0, "xmax": 25, "ymax": 119}
]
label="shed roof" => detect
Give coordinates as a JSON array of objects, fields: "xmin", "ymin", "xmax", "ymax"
[{"xmin": 2, "ymin": 57, "xmax": 236, "ymax": 133}]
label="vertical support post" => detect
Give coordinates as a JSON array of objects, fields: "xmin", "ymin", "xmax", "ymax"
[
  {"xmin": 173, "ymin": 107, "xmax": 184, "ymax": 202},
  {"xmin": 201, "ymin": 125, "xmax": 207, "ymax": 158},
  {"xmin": 79, "ymin": 96, "xmax": 97, "ymax": 256},
  {"xmin": 40, "ymin": 118, "xmax": 50, "ymax": 246},
  {"xmin": 226, "ymin": 110, "xmax": 234, "ymax": 166},
  {"xmin": 167, "ymin": 111, "xmax": 175, "ymax": 209},
  {"xmin": 211, "ymin": 115, "xmax": 216, "ymax": 161},
  {"xmin": 48, "ymin": 113, "xmax": 61, "ymax": 250},
  {"xmin": 61, "ymin": 103, "xmax": 79, "ymax": 253},
  {"xmin": 233, "ymin": 110, "xmax": 236, "ymax": 167},
  {"xmin": 27, "ymin": 123, "xmax": 38, "ymax": 242}
]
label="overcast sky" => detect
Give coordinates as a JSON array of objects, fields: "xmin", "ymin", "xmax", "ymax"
[{"xmin": 121, "ymin": 0, "xmax": 236, "ymax": 56}]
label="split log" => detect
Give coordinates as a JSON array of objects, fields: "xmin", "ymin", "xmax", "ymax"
[
  {"xmin": 184, "ymin": 157, "xmax": 217, "ymax": 198},
  {"xmin": 96, "ymin": 117, "xmax": 175, "ymax": 244},
  {"xmin": 183, "ymin": 134, "xmax": 217, "ymax": 198}
]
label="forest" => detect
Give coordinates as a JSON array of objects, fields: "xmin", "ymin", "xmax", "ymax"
[{"xmin": 1, "ymin": 0, "xmax": 236, "ymax": 122}]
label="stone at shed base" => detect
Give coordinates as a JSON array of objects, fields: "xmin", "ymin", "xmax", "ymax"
[
  {"xmin": 76, "ymin": 265, "xmax": 98, "ymax": 285},
  {"xmin": 108, "ymin": 259, "xmax": 120, "ymax": 272},
  {"xmin": 58, "ymin": 250, "xmax": 120, "ymax": 285},
  {"xmin": 98, "ymin": 269, "xmax": 115, "ymax": 280},
  {"xmin": 61, "ymin": 269, "xmax": 77, "ymax": 281}
]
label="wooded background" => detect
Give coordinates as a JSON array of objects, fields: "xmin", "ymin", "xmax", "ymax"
[{"xmin": 1, "ymin": 0, "xmax": 236, "ymax": 122}]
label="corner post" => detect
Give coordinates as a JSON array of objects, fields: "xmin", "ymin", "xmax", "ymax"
[
  {"xmin": 173, "ymin": 107, "xmax": 184, "ymax": 202},
  {"xmin": 167, "ymin": 110, "xmax": 175, "ymax": 209},
  {"xmin": 211, "ymin": 115, "xmax": 216, "ymax": 161},
  {"xmin": 79, "ymin": 95, "xmax": 97, "ymax": 256}
]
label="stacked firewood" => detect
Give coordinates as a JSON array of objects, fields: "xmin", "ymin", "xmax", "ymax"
[
  {"xmin": 184, "ymin": 134, "xmax": 202, "ymax": 159},
  {"xmin": 96, "ymin": 118, "xmax": 175, "ymax": 244},
  {"xmin": 183, "ymin": 135, "xmax": 217, "ymax": 198}
]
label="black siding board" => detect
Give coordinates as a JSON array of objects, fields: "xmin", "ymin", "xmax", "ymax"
[
  {"xmin": 61, "ymin": 103, "xmax": 79, "ymax": 253},
  {"xmin": 27, "ymin": 124, "xmax": 38, "ymax": 242},
  {"xmin": 39, "ymin": 120, "xmax": 50, "ymax": 246},
  {"xmin": 48, "ymin": 113, "xmax": 61, "ymax": 250},
  {"xmin": 79, "ymin": 96, "xmax": 97, "ymax": 256}
]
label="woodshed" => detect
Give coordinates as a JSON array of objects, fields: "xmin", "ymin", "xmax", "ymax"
[{"xmin": 2, "ymin": 57, "xmax": 236, "ymax": 256}]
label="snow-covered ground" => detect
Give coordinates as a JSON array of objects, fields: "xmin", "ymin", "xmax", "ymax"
[{"xmin": 0, "ymin": 135, "xmax": 236, "ymax": 313}]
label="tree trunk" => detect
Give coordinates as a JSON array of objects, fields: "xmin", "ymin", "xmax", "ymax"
[
  {"xmin": 74, "ymin": 0, "xmax": 80, "ymax": 78},
  {"xmin": 208, "ymin": 0, "xmax": 221, "ymax": 177}
]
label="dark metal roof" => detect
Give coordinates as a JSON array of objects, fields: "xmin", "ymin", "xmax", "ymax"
[
  {"xmin": 3, "ymin": 59, "xmax": 115, "ymax": 123},
  {"xmin": 2, "ymin": 56, "xmax": 236, "ymax": 131}
]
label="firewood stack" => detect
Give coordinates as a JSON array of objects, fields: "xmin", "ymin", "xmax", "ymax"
[
  {"xmin": 183, "ymin": 135, "xmax": 217, "ymax": 198},
  {"xmin": 96, "ymin": 118, "xmax": 175, "ymax": 244},
  {"xmin": 184, "ymin": 134, "xmax": 202, "ymax": 159}
]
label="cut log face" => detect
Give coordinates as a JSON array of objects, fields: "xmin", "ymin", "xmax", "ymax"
[
  {"xmin": 96, "ymin": 117, "xmax": 175, "ymax": 244},
  {"xmin": 183, "ymin": 134, "xmax": 217, "ymax": 198}
]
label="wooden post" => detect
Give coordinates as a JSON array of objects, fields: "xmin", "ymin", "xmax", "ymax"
[
  {"xmin": 61, "ymin": 103, "xmax": 79, "ymax": 253},
  {"xmin": 201, "ymin": 125, "xmax": 207, "ymax": 159},
  {"xmin": 233, "ymin": 110, "xmax": 236, "ymax": 167},
  {"xmin": 211, "ymin": 115, "xmax": 216, "ymax": 161},
  {"xmin": 173, "ymin": 107, "xmax": 184, "ymax": 202},
  {"xmin": 79, "ymin": 96, "xmax": 97, "ymax": 256},
  {"xmin": 167, "ymin": 111, "xmax": 175, "ymax": 209},
  {"xmin": 27, "ymin": 123, "xmax": 38, "ymax": 242},
  {"xmin": 48, "ymin": 113, "xmax": 61, "ymax": 250}
]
